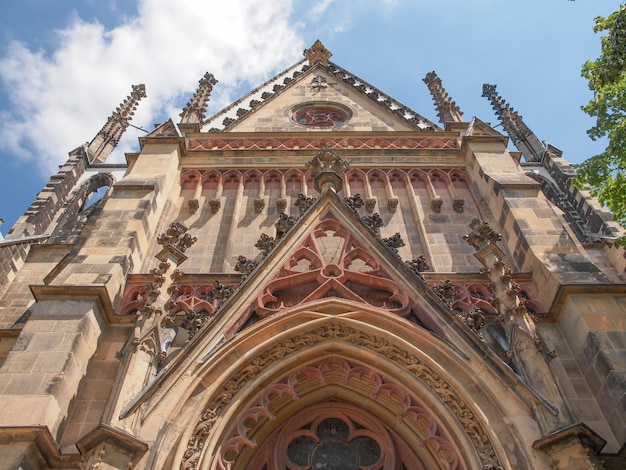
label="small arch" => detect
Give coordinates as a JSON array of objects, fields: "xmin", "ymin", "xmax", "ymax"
[
  {"xmin": 366, "ymin": 169, "xmax": 387, "ymax": 190},
  {"xmin": 181, "ymin": 170, "xmax": 201, "ymax": 190},
  {"xmin": 284, "ymin": 169, "xmax": 304, "ymax": 194},
  {"xmin": 428, "ymin": 169, "xmax": 449, "ymax": 189},
  {"xmin": 264, "ymin": 170, "xmax": 283, "ymax": 190},
  {"xmin": 242, "ymin": 169, "xmax": 263, "ymax": 190},
  {"xmin": 201, "ymin": 170, "xmax": 222, "ymax": 190},
  {"xmin": 407, "ymin": 169, "xmax": 428, "ymax": 190},
  {"xmin": 449, "ymin": 169, "xmax": 469, "ymax": 189},
  {"xmin": 222, "ymin": 170, "xmax": 242, "ymax": 189},
  {"xmin": 387, "ymin": 169, "xmax": 407, "ymax": 190}
]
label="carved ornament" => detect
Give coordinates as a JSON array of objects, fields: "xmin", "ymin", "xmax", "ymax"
[{"xmin": 181, "ymin": 322, "xmax": 502, "ymax": 469}]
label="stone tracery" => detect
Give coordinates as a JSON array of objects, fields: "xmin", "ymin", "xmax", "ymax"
[
  {"xmin": 255, "ymin": 216, "xmax": 411, "ymax": 317},
  {"xmin": 217, "ymin": 357, "xmax": 460, "ymax": 470},
  {"xmin": 180, "ymin": 321, "xmax": 503, "ymax": 470}
]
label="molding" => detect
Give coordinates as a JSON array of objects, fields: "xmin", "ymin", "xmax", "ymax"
[
  {"xmin": 548, "ymin": 283, "xmax": 626, "ymax": 321},
  {"xmin": 76, "ymin": 423, "xmax": 148, "ymax": 457},
  {"xmin": 0, "ymin": 426, "xmax": 82, "ymax": 469},
  {"xmin": 29, "ymin": 284, "xmax": 132, "ymax": 326},
  {"xmin": 533, "ymin": 422, "xmax": 606, "ymax": 454}
]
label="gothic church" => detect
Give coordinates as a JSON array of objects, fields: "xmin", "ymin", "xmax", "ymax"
[{"xmin": 0, "ymin": 40, "xmax": 625, "ymax": 469}]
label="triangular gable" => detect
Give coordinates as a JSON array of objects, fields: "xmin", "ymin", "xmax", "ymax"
[
  {"xmin": 202, "ymin": 60, "xmax": 440, "ymax": 133},
  {"xmin": 465, "ymin": 117, "xmax": 505, "ymax": 138},
  {"xmin": 146, "ymin": 118, "xmax": 182, "ymax": 138},
  {"xmin": 218, "ymin": 190, "xmax": 443, "ymax": 337},
  {"xmin": 118, "ymin": 189, "xmax": 553, "ymax": 437},
  {"xmin": 120, "ymin": 191, "xmax": 552, "ymax": 438},
  {"xmin": 242, "ymin": 212, "xmax": 412, "ymax": 320}
]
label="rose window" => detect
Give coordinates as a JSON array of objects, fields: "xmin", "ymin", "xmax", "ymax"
[
  {"xmin": 286, "ymin": 417, "xmax": 382, "ymax": 469},
  {"xmin": 292, "ymin": 103, "xmax": 351, "ymax": 127}
]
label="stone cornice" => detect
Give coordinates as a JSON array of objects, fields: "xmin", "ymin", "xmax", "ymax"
[
  {"xmin": 187, "ymin": 131, "xmax": 458, "ymax": 152},
  {"xmin": 548, "ymin": 283, "xmax": 626, "ymax": 321},
  {"xmin": 0, "ymin": 426, "xmax": 82, "ymax": 469},
  {"xmin": 29, "ymin": 284, "xmax": 132, "ymax": 326}
]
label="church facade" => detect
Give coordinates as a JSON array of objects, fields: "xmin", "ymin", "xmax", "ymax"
[{"xmin": 0, "ymin": 40, "xmax": 625, "ymax": 469}]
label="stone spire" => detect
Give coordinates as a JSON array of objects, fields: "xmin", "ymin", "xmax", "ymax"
[
  {"xmin": 423, "ymin": 71, "xmax": 464, "ymax": 124},
  {"xmin": 179, "ymin": 72, "xmax": 218, "ymax": 124},
  {"xmin": 304, "ymin": 39, "xmax": 332, "ymax": 67},
  {"xmin": 87, "ymin": 84, "xmax": 147, "ymax": 164},
  {"xmin": 481, "ymin": 84, "xmax": 544, "ymax": 162}
]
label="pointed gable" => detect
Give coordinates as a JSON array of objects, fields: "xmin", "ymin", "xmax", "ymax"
[
  {"xmin": 202, "ymin": 41, "xmax": 440, "ymax": 133},
  {"xmin": 204, "ymin": 189, "xmax": 445, "ymax": 339}
]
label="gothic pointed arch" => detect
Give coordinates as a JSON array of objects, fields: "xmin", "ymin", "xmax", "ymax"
[
  {"xmin": 49, "ymin": 172, "xmax": 115, "ymax": 243},
  {"xmin": 157, "ymin": 299, "xmax": 540, "ymax": 470}
]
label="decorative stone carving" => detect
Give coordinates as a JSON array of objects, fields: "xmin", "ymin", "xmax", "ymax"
[
  {"xmin": 431, "ymin": 197, "xmax": 443, "ymax": 213},
  {"xmin": 179, "ymin": 72, "xmax": 218, "ymax": 124},
  {"xmin": 234, "ymin": 255, "xmax": 259, "ymax": 280},
  {"xmin": 433, "ymin": 280, "xmax": 457, "ymax": 306},
  {"xmin": 155, "ymin": 222, "xmax": 197, "ymax": 254},
  {"xmin": 362, "ymin": 213, "xmax": 383, "ymax": 231},
  {"xmin": 189, "ymin": 136, "xmax": 458, "ymax": 152},
  {"xmin": 311, "ymin": 75, "xmax": 328, "ymax": 90},
  {"xmin": 365, "ymin": 198, "xmax": 376, "ymax": 213},
  {"xmin": 344, "ymin": 193, "xmax": 364, "ymax": 212},
  {"xmin": 180, "ymin": 309, "xmax": 211, "ymax": 341},
  {"xmin": 276, "ymin": 198, "xmax": 287, "ymax": 214},
  {"xmin": 219, "ymin": 359, "xmax": 457, "ymax": 469},
  {"xmin": 275, "ymin": 213, "xmax": 297, "ymax": 238},
  {"xmin": 87, "ymin": 84, "xmax": 147, "ymax": 163},
  {"xmin": 464, "ymin": 219, "xmax": 565, "ymax": 433},
  {"xmin": 294, "ymin": 193, "xmax": 316, "ymax": 213},
  {"xmin": 188, "ymin": 199, "xmax": 199, "ymax": 214},
  {"xmin": 254, "ymin": 218, "xmax": 410, "ymax": 317},
  {"xmin": 181, "ymin": 322, "xmax": 503, "ymax": 470},
  {"xmin": 382, "ymin": 233, "xmax": 405, "ymax": 253},
  {"xmin": 482, "ymin": 83, "xmax": 544, "ymax": 163},
  {"xmin": 463, "ymin": 218, "xmax": 502, "ymax": 251},
  {"xmin": 423, "ymin": 71, "xmax": 464, "ymax": 124},
  {"xmin": 253, "ymin": 198, "xmax": 265, "ymax": 213},
  {"xmin": 211, "ymin": 280, "xmax": 234, "ymax": 307},
  {"xmin": 453, "ymin": 198, "xmax": 464, "ymax": 213},
  {"xmin": 305, "ymin": 146, "xmax": 350, "ymax": 193},
  {"xmin": 303, "ymin": 39, "xmax": 332, "ymax": 66},
  {"xmin": 405, "ymin": 255, "xmax": 430, "ymax": 276},
  {"xmin": 209, "ymin": 199, "xmax": 221, "ymax": 213},
  {"xmin": 387, "ymin": 197, "xmax": 399, "ymax": 212},
  {"xmin": 255, "ymin": 233, "xmax": 277, "ymax": 256},
  {"xmin": 455, "ymin": 307, "xmax": 487, "ymax": 337}
]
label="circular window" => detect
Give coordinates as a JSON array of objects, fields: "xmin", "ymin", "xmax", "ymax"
[
  {"xmin": 286, "ymin": 417, "xmax": 381, "ymax": 469},
  {"xmin": 292, "ymin": 103, "xmax": 352, "ymax": 127}
]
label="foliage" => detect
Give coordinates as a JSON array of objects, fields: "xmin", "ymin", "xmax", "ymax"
[{"xmin": 576, "ymin": 6, "xmax": 626, "ymax": 234}]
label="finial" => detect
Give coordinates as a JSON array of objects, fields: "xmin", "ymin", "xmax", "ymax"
[
  {"xmin": 87, "ymin": 84, "xmax": 147, "ymax": 164},
  {"xmin": 463, "ymin": 218, "xmax": 502, "ymax": 252},
  {"xmin": 423, "ymin": 71, "xmax": 463, "ymax": 124},
  {"xmin": 305, "ymin": 146, "xmax": 349, "ymax": 193},
  {"xmin": 304, "ymin": 40, "xmax": 332, "ymax": 67},
  {"xmin": 482, "ymin": 83, "xmax": 544, "ymax": 162},
  {"xmin": 180, "ymin": 72, "xmax": 218, "ymax": 124}
]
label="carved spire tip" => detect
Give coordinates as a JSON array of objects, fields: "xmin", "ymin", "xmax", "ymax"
[{"xmin": 304, "ymin": 39, "xmax": 332, "ymax": 67}]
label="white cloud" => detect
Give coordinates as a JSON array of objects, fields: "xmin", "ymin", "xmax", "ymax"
[
  {"xmin": 0, "ymin": 0, "xmax": 304, "ymax": 174},
  {"xmin": 310, "ymin": 0, "xmax": 336, "ymax": 21}
]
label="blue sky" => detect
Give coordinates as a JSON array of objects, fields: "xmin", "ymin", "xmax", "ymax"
[{"xmin": 0, "ymin": 0, "xmax": 623, "ymax": 234}]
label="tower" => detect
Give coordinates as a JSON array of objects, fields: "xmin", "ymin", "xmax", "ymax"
[{"xmin": 0, "ymin": 41, "xmax": 624, "ymax": 469}]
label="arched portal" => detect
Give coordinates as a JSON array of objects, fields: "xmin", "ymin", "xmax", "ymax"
[
  {"xmin": 217, "ymin": 358, "xmax": 461, "ymax": 470},
  {"xmin": 173, "ymin": 301, "xmax": 520, "ymax": 470}
]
